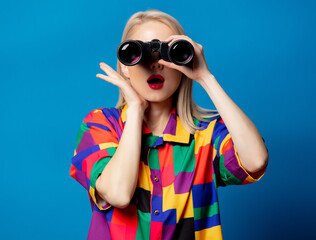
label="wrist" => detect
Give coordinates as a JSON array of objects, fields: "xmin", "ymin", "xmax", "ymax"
[
  {"xmin": 198, "ymin": 71, "xmax": 216, "ymax": 86},
  {"xmin": 126, "ymin": 105, "xmax": 145, "ymax": 118}
]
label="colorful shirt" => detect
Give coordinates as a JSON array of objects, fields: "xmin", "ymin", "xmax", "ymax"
[{"xmin": 70, "ymin": 104, "xmax": 266, "ymax": 239}]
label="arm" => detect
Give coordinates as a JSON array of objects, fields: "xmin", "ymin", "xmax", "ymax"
[
  {"xmin": 95, "ymin": 106, "xmax": 144, "ymax": 208},
  {"xmin": 199, "ymin": 73, "xmax": 268, "ymax": 173},
  {"xmin": 95, "ymin": 62, "xmax": 148, "ymax": 209},
  {"xmin": 158, "ymin": 35, "xmax": 269, "ymax": 174}
]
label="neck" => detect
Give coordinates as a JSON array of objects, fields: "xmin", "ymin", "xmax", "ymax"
[{"xmin": 143, "ymin": 99, "xmax": 174, "ymax": 136}]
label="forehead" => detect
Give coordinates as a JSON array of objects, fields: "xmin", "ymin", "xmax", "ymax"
[{"xmin": 129, "ymin": 20, "xmax": 175, "ymax": 42}]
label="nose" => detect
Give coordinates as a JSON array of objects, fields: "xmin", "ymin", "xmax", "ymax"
[{"xmin": 150, "ymin": 53, "xmax": 164, "ymax": 70}]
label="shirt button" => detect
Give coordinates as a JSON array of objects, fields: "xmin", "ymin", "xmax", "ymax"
[
  {"xmin": 154, "ymin": 176, "xmax": 159, "ymax": 182},
  {"xmin": 154, "ymin": 210, "xmax": 159, "ymax": 215}
]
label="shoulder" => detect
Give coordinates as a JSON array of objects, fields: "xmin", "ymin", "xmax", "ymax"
[
  {"xmin": 193, "ymin": 113, "xmax": 229, "ymax": 142},
  {"xmin": 193, "ymin": 113, "xmax": 222, "ymax": 132},
  {"xmin": 84, "ymin": 106, "xmax": 123, "ymax": 121},
  {"xmin": 82, "ymin": 106, "xmax": 123, "ymax": 125}
]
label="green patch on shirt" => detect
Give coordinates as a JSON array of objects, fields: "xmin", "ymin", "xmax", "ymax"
[
  {"xmin": 135, "ymin": 210, "xmax": 151, "ymax": 240},
  {"xmin": 219, "ymin": 154, "xmax": 242, "ymax": 186},
  {"xmin": 193, "ymin": 202, "xmax": 219, "ymax": 219},
  {"xmin": 173, "ymin": 143, "xmax": 196, "ymax": 175}
]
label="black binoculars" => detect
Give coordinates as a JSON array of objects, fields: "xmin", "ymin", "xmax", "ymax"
[{"xmin": 117, "ymin": 39, "xmax": 194, "ymax": 66}]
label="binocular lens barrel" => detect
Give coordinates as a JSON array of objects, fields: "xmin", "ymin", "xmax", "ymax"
[
  {"xmin": 117, "ymin": 39, "xmax": 194, "ymax": 66},
  {"xmin": 117, "ymin": 41, "xmax": 142, "ymax": 65},
  {"xmin": 169, "ymin": 40, "xmax": 194, "ymax": 65}
]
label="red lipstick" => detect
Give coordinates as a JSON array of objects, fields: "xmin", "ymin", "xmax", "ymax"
[{"xmin": 147, "ymin": 74, "xmax": 165, "ymax": 90}]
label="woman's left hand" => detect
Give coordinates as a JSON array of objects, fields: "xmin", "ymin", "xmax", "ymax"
[{"xmin": 158, "ymin": 35, "xmax": 212, "ymax": 83}]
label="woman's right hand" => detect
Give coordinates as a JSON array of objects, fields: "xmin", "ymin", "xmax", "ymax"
[{"xmin": 96, "ymin": 62, "xmax": 148, "ymax": 112}]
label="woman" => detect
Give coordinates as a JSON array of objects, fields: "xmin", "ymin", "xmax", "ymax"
[{"xmin": 70, "ymin": 9, "xmax": 268, "ymax": 240}]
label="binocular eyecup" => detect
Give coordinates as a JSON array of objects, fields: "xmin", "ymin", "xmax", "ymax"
[{"xmin": 117, "ymin": 39, "xmax": 194, "ymax": 66}]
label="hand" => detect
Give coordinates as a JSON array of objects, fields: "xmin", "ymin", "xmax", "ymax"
[
  {"xmin": 158, "ymin": 35, "xmax": 212, "ymax": 83},
  {"xmin": 96, "ymin": 62, "xmax": 148, "ymax": 112}
]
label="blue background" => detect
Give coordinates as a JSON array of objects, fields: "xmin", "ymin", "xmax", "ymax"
[{"xmin": 1, "ymin": 0, "xmax": 315, "ymax": 239}]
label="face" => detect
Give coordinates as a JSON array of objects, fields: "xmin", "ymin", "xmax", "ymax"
[{"xmin": 120, "ymin": 20, "xmax": 182, "ymax": 103}]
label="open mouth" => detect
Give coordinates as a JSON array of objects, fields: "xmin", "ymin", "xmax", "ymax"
[
  {"xmin": 148, "ymin": 78, "xmax": 164, "ymax": 84},
  {"xmin": 147, "ymin": 74, "xmax": 165, "ymax": 83},
  {"xmin": 147, "ymin": 74, "xmax": 165, "ymax": 89}
]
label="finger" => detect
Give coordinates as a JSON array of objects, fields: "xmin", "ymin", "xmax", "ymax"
[
  {"xmin": 99, "ymin": 62, "xmax": 118, "ymax": 76},
  {"xmin": 164, "ymin": 35, "xmax": 185, "ymax": 46},
  {"xmin": 96, "ymin": 73, "xmax": 121, "ymax": 87},
  {"xmin": 167, "ymin": 35, "xmax": 198, "ymax": 47},
  {"xmin": 164, "ymin": 34, "xmax": 186, "ymax": 42},
  {"xmin": 164, "ymin": 35, "xmax": 176, "ymax": 42},
  {"xmin": 158, "ymin": 59, "xmax": 182, "ymax": 71},
  {"xmin": 165, "ymin": 35, "xmax": 202, "ymax": 54},
  {"xmin": 158, "ymin": 59, "xmax": 192, "ymax": 79},
  {"xmin": 158, "ymin": 59, "xmax": 191, "ymax": 75},
  {"xmin": 99, "ymin": 63, "xmax": 112, "ymax": 75}
]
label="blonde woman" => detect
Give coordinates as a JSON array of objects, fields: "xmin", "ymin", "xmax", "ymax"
[{"xmin": 70, "ymin": 9, "xmax": 269, "ymax": 240}]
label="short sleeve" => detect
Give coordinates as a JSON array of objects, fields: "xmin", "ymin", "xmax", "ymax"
[
  {"xmin": 211, "ymin": 117, "xmax": 267, "ymax": 187},
  {"xmin": 70, "ymin": 108, "xmax": 122, "ymax": 210}
]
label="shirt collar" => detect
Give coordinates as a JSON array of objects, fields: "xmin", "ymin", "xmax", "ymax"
[{"xmin": 120, "ymin": 104, "xmax": 191, "ymax": 146}]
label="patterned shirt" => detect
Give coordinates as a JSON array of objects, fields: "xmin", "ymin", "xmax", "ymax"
[{"xmin": 70, "ymin": 104, "xmax": 267, "ymax": 239}]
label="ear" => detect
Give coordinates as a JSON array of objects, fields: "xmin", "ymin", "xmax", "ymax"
[{"xmin": 119, "ymin": 62, "xmax": 130, "ymax": 78}]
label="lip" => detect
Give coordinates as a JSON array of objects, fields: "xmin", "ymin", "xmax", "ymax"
[
  {"xmin": 147, "ymin": 74, "xmax": 165, "ymax": 83},
  {"xmin": 147, "ymin": 74, "xmax": 165, "ymax": 90}
]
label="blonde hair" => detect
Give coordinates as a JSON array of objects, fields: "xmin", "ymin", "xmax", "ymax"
[{"xmin": 115, "ymin": 9, "xmax": 219, "ymax": 134}]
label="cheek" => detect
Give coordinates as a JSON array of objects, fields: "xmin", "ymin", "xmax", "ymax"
[
  {"xmin": 129, "ymin": 66, "xmax": 148, "ymax": 82},
  {"xmin": 129, "ymin": 69, "xmax": 139, "ymax": 80},
  {"xmin": 170, "ymin": 71, "xmax": 182, "ymax": 87},
  {"xmin": 129, "ymin": 71, "xmax": 146, "ymax": 91},
  {"xmin": 170, "ymin": 68, "xmax": 182, "ymax": 78}
]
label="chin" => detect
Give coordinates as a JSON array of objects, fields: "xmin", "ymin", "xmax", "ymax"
[{"xmin": 144, "ymin": 93, "xmax": 173, "ymax": 103}]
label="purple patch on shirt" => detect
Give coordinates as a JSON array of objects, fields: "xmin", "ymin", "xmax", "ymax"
[
  {"xmin": 150, "ymin": 169, "xmax": 162, "ymax": 197},
  {"xmin": 87, "ymin": 210, "xmax": 111, "ymax": 240},
  {"xmin": 224, "ymin": 147, "xmax": 248, "ymax": 181},
  {"xmin": 101, "ymin": 202, "xmax": 111, "ymax": 209},
  {"xmin": 164, "ymin": 113, "xmax": 177, "ymax": 135},
  {"xmin": 89, "ymin": 197, "xmax": 95, "ymax": 211},
  {"xmin": 107, "ymin": 115, "xmax": 122, "ymax": 138},
  {"xmin": 77, "ymin": 131, "xmax": 95, "ymax": 153},
  {"xmin": 75, "ymin": 170, "xmax": 88, "ymax": 190},
  {"xmin": 174, "ymin": 171, "xmax": 195, "ymax": 194},
  {"xmin": 108, "ymin": 107, "xmax": 121, "ymax": 121},
  {"xmin": 162, "ymin": 224, "xmax": 176, "ymax": 239},
  {"xmin": 102, "ymin": 108, "xmax": 123, "ymax": 140}
]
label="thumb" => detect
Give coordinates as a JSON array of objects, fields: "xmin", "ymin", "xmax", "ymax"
[{"xmin": 158, "ymin": 59, "xmax": 191, "ymax": 76}]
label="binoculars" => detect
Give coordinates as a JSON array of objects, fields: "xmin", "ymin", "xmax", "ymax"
[{"xmin": 117, "ymin": 39, "xmax": 194, "ymax": 66}]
